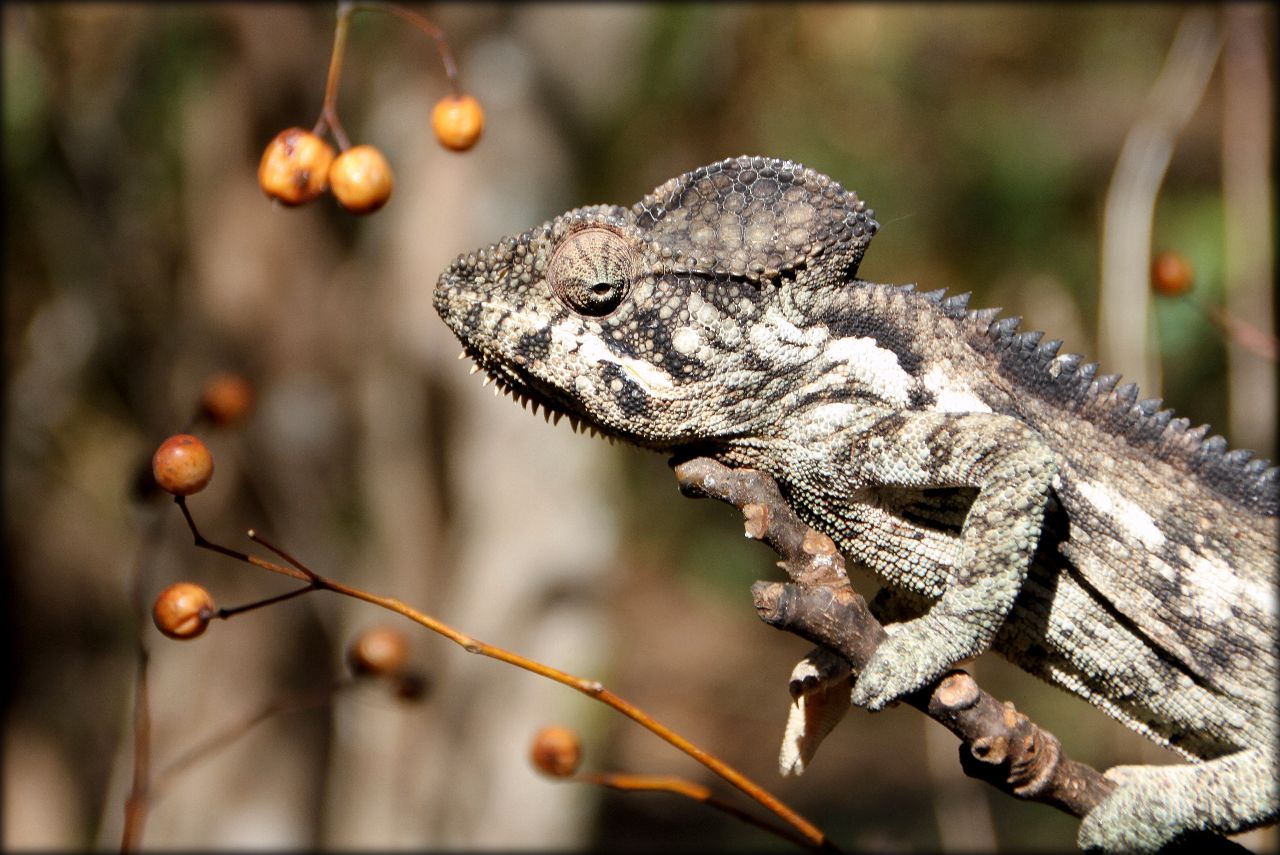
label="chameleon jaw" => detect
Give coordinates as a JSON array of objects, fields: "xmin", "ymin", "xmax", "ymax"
[{"xmin": 456, "ymin": 344, "xmax": 611, "ymax": 439}]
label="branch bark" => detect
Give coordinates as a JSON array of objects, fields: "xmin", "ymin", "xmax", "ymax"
[{"xmin": 672, "ymin": 456, "xmax": 1247, "ymax": 851}]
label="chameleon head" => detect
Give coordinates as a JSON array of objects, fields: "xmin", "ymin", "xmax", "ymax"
[{"xmin": 433, "ymin": 156, "xmax": 879, "ymax": 449}]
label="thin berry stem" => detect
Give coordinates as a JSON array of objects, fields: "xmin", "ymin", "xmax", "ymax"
[
  {"xmin": 119, "ymin": 647, "xmax": 151, "ymax": 853},
  {"xmin": 175, "ymin": 509, "xmax": 830, "ymax": 850},
  {"xmin": 314, "ymin": 576, "xmax": 830, "ymax": 849},
  {"xmin": 1195, "ymin": 296, "xmax": 1280, "ymax": 361},
  {"xmin": 578, "ymin": 772, "xmax": 821, "ymax": 851},
  {"xmin": 349, "ymin": 1, "xmax": 461, "ymax": 95},
  {"xmin": 175, "ymin": 497, "xmax": 309, "ymax": 583},
  {"xmin": 315, "ymin": 3, "xmax": 353, "ymax": 150},
  {"xmin": 149, "ymin": 678, "xmax": 353, "ymax": 801},
  {"xmin": 313, "ymin": 0, "xmax": 462, "ymax": 151},
  {"xmin": 216, "ymin": 584, "xmax": 317, "ymax": 620},
  {"xmin": 247, "ymin": 528, "xmax": 323, "ymax": 583},
  {"xmin": 119, "ymin": 507, "xmax": 168, "ymax": 853}
]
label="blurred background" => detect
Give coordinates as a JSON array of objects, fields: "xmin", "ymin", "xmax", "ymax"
[{"xmin": 4, "ymin": 3, "xmax": 1274, "ymax": 851}]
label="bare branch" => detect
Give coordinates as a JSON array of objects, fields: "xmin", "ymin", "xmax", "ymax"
[{"xmin": 673, "ymin": 456, "xmax": 1247, "ymax": 852}]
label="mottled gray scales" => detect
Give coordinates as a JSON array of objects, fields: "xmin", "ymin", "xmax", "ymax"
[
  {"xmin": 434, "ymin": 155, "xmax": 1278, "ymax": 851},
  {"xmin": 634, "ymin": 157, "xmax": 878, "ymax": 282}
]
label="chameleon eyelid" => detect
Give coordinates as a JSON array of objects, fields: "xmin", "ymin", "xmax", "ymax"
[{"xmin": 548, "ymin": 227, "xmax": 637, "ymax": 317}]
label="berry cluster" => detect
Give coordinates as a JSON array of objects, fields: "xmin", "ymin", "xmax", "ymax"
[
  {"xmin": 258, "ymin": 4, "xmax": 483, "ymax": 215},
  {"xmin": 145, "ymin": 370, "xmax": 251, "ymax": 640},
  {"xmin": 146, "ymin": 394, "xmax": 432, "ymax": 692},
  {"xmin": 149, "ymin": 427, "xmax": 218, "ymax": 640}
]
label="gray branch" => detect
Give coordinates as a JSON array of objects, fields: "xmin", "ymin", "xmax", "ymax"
[{"xmin": 672, "ymin": 456, "xmax": 1244, "ymax": 852}]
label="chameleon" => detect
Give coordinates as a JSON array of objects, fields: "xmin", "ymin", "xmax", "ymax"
[{"xmin": 432, "ymin": 155, "xmax": 1278, "ymax": 850}]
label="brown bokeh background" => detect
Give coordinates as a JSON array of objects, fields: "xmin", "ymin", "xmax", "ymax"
[{"xmin": 4, "ymin": 4, "xmax": 1274, "ymax": 851}]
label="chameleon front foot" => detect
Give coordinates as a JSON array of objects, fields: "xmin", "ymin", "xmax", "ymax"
[{"xmin": 849, "ymin": 616, "xmax": 978, "ymax": 711}]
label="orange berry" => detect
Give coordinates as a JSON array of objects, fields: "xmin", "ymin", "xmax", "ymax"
[
  {"xmin": 530, "ymin": 725, "xmax": 582, "ymax": 777},
  {"xmin": 329, "ymin": 145, "xmax": 394, "ymax": 214},
  {"xmin": 431, "ymin": 94, "xmax": 484, "ymax": 152},
  {"xmin": 153, "ymin": 582, "xmax": 216, "ymax": 640},
  {"xmin": 199, "ymin": 372, "xmax": 254, "ymax": 426},
  {"xmin": 152, "ymin": 434, "xmax": 214, "ymax": 496},
  {"xmin": 1151, "ymin": 251, "xmax": 1194, "ymax": 297},
  {"xmin": 258, "ymin": 127, "xmax": 336, "ymax": 206},
  {"xmin": 348, "ymin": 626, "xmax": 410, "ymax": 676}
]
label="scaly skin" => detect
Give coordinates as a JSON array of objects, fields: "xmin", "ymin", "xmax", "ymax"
[{"xmin": 434, "ymin": 156, "xmax": 1278, "ymax": 850}]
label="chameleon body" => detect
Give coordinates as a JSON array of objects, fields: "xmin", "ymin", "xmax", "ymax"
[{"xmin": 433, "ymin": 156, "xmax": 1278, "ymax": 850}]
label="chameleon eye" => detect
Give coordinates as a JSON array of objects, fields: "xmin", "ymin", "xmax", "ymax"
[{"xmin": 548, "ymin": 227, "xmax": 637, "ymax": 317}]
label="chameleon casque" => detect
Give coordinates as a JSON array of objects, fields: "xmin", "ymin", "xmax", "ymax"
[{"xmin": 433, "ymin": 156, "xmax": 1278, "ymax": 850}]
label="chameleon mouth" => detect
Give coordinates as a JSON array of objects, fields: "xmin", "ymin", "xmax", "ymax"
[{"xmin": 455, "ymin": 344, "xmax": 613, "ymax": 441}]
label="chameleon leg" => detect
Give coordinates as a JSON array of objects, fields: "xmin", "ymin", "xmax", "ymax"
[
  {"xmin": 842, "ymin": 411, "xmax": 1056, "ymax": 710},
  {"xmin": 1078, "ymin": 745, "xmax": 1279, "ymax": 851}
]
